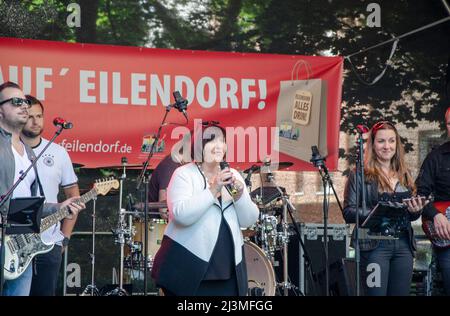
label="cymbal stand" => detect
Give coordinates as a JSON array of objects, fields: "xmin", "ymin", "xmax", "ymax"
[
  {"xmin": 266, "ymin": 171, "xmax": 294, "ymax": 296},
  {"xmin": 81, "ymin": 197, "xmax": 99, "ymax": 296},
  {"xmin": 110, "ymin": 157, "xmax": 130, "ymax": 296}
]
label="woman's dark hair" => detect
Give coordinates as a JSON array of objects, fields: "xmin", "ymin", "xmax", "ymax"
[{"xmin": 191, "ymin": 121, "xmax": 226, "ymax": 162}]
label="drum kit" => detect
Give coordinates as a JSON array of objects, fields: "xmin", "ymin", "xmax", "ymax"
[
  {"xmin": 80, "ymin": 158, "xmax": 298, "ymax": 296},
  {"xmin": 241, "ymin": 161, "xmax": 299, "ymax": 296}
]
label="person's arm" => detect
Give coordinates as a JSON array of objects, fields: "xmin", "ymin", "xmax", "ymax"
[
  {"xmin": 60, "ymin": 184, "xmax": 80, "ymax": 239},
  {"xmin": 342, "ymin": 170, "xmax": 372, "ymax": 225},
  {"xmin": 158, "ymin": 189, "xmax": 168, "ymax": 220},
  {"xmin": 416, "ymin": 153, "xmax": 439, "ymax": 219},
  {"xmin": 417, "ymin": 152, "xmax": 450, "ymax": 239},
  {"xmin": 58, "ymin": 148, "xmax": 80, "ymax": 246}
]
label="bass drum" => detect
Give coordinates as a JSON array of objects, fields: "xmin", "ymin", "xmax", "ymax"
[{"xmin": 244, "ymin": 241, "xmax": 276, "ymax": 296}]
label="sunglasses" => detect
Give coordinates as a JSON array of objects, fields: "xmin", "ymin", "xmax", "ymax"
[
  {"xmin": 0, "ymin": 97, "xmax": 31, "ymax": 108},
  {"xmin": 202, "ymin": 120, "xmax": 220, "ymax": 126}
]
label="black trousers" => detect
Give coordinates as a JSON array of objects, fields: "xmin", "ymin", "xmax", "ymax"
[
  {"xmin": 30, "ymin": 245, "xmax": 62, "ymax": 296},
  {"xmin": 436, "ymin": 247, "xmax": 450, "ymax": 295},
  {"xmin": 360, "ymin": 236, "xmax": 414, "ymax": 296},
  {"xmin": 161, "ymin": 273, "xmax": 238, "ymax": 296}
]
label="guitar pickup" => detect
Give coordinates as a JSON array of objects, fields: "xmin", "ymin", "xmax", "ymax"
[{"xmin": 9, "ymin": 260, "xmax": 15, "ymax": 272}]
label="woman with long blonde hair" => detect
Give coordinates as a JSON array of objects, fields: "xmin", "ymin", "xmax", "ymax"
[{"xmin": 343, "ymin": 121, "xmax": 428, "ymax": 296}]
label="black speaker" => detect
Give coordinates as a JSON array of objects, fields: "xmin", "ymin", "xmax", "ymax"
[
  {"xmin": 315, "ymin": 258, "xmax": 365, "ymax": 296},
  {"xmin": 273, "ymin": 223, "xmax": 349, "ymax": 296}
]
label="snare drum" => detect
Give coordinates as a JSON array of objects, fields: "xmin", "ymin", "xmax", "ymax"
[{"xmin": 244, "ymin": 241, "xmax": 276, "ymax": 296}]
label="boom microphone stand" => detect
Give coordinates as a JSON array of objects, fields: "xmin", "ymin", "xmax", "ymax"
[
  {"xmin": 135, "ymin": 91, "xmax": 188, "ymax": 295},
  {"xmin": 310, "ymin": 146, "xmax": 345, "ymax": 296},
  {"xmin": 0, "ymin": 123, "xmax": 69, "ymax": 296},
  {"xmin": 354, "ymin": 127, "xmax": 368, "ymax": 296}
]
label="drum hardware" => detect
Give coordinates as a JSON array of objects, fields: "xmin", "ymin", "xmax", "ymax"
[
  {"xmin": 99, "ymin": 163, "xmax": 147, "ymax": 169},
  {"xmin": 80, "ymin": 196, "xmax": 100, "ymax": 296},
  {"xmin": 80, "ymin": 284, "xmax": 100, "ymax": 296},
  {"xmin": 243, "ymin": 161, "xmax": 294, "ymax": 174},
  {"xmin": 265, "ymin": 170, "xmax": 298, "ymax": 296},
  {"xmin": 109, "ymin": 157, "xmax": 132, "ymax": 295},
  {"xmin": 264, "ymin": 180, "xmax": 318, "ymax": 296},
  {"xmin": 125, "ymin": 218, "xmax": 167, "ymax": 269},
  {"xmin": 257, "ymin": 214, "xmax": 279, "ymax": 259}
]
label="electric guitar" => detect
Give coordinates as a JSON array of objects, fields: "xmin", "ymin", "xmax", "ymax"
[
  {"xmin": 422, "ymin": 201, "xmax": 450, "ymax": 248},
  {"xmin": 2, "ymin": 178, "xmax": 119, "ymax": 280}
]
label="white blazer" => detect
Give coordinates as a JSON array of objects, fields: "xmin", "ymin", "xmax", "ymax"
[{"xmin": 165, "ymin": 162, "xmax": 259, "ymax": 265}]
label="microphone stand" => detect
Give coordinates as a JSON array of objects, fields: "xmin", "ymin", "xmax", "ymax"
[
  {"xmin": 354, "ymin": 131, "xmax": 366, "ymax": 296},
  {"xmin": 0, "ymin": 125, "xmax": 65, "ymax": 296},
  {"xmin": 310, "ymin": 147, "xmax": 344, "ymax": 296},
  {"xmin": 109, "ymin": 157, "xmax": 130, "ymax": 296},
  {"xmin": 135, "ymin": 94, "xmax": 186, "ymax": 296}
]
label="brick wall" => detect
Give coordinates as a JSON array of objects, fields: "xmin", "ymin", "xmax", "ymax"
[{"xmin": 246, "ymin": 120, "xmax": 446, "ymax": 226}]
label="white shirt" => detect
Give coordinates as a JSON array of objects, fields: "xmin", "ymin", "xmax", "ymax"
[
  {"xmin": 11, "ymin": 143, "xmax": 36, "ymax": 198},
  {"xmin": 33, "ymin": 138, "xmax": 78, "ymax": 244}
]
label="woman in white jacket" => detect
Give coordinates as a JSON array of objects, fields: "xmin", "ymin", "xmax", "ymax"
[{"xmin": 151, "ymin": 123, "xmax": 259, "ymax": 296}]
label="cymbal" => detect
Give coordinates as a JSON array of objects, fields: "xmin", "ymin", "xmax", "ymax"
[
  {"xmin": 99, "ymin": 163, "xmax": 146, "ymax": 169},
  {"xmin": 243, "ymin": 161, "xmax": 293, "ymax": 174},
  {"xmin": 72, "ymin": 163, "xmax": 85, "ymax": 168}
]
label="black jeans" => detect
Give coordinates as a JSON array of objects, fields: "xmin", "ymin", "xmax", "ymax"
[
  {"xmin": 30, "ymin": 245, "xmax": 62, "ymax": 296},
  {"xmin": 436, "ymin": 247, "xmax": 450, "ymax": 295},
  {"xmin": 360, "ymin": 236, "xmax": 413, "ymax": 296}
]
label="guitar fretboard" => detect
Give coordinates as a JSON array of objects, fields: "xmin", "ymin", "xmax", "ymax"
[{"xmin": 40, "ymin": 189, "xmax": 97, "ymax": 231}]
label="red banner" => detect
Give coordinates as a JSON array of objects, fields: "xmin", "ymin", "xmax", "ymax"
[{"xmin": 0, "ymin": 37, "xmax": 343, "ymax": 171}]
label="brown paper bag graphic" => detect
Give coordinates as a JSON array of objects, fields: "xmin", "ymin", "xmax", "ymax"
[{"xmin": 276, "ymin": 60, "xmax": 328, "ymax": 162}]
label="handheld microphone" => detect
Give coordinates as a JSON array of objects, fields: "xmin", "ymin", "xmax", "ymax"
[
  {"xmin": 219, "ymin": 161, "xmax": 239, "ymax": 196},
  {"xmin": 356, "ymin": 124, "xmax": 369, "ymax": 134},
  {"xmin": 172, "ymin": 91, "xmax": 188, "ymax": 120},
  {"xmin": 53, "ymin": 117, "xmax": 73, "ymax": 129}
]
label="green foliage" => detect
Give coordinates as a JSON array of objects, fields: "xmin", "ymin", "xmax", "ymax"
[{"xmin": 1, "ymin": 0, "xmax": 448, "ymax": 159}]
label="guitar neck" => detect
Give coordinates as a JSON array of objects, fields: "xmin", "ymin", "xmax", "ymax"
[{"xmin": 40, "ymin": 189, "xmax": 97, "ymax": 231}]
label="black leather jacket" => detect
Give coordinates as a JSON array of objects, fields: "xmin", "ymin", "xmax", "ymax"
[
  {"xmin": 416, "ymin": 141, "xmax": 450, "ymax": 220},
  {"xmin": 343, "ymin": 170, "xmax": 420, "ymax": 253}
]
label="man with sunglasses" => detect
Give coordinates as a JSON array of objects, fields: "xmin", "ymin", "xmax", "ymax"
[
  {"xmin": 21, "ymin": 95, "xmax": 80, "ymax": 296},
  {"xmin": 416, "ymin": 107, "xmax": 450, "ymax": 295},
  {"xmin": 0, "ymin": 81, "xmax": 84, "ymax": 296}
]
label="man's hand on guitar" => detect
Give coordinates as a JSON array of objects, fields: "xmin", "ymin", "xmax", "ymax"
[
  {"xmin": 60, "ymin": 196, "xmax": 85, "ymax": 219},
  {"xmin": 434, "ymin": 213, "xmax": 450, "ymax": 240}
]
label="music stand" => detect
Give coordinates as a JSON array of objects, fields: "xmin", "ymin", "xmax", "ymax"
[
  {"xmin": 361, "ymin": 202, "xmax": 406, "ymax": 239},
  {"xmin": 4, "ymin": 197, "xmax": 44, "ymax": 235}
]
